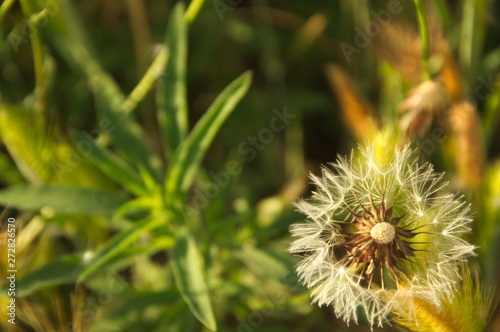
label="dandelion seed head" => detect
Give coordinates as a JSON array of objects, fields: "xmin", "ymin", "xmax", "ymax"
[
  {"xmin": 370, "ymin": 222, "xmax": 396, "ymax": 244},
  {"xmin": 289, "ymin": 145, "xmax": 475, "ymax": 326}
]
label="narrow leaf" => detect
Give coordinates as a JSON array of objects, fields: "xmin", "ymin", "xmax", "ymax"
[
  {"xmin": 112, "ymin": 197, "xmax": 158, "ymax": 220},
  {"xmin": 164, "ymin": 71, "xmax": 252, "ymax": 200},
  {"xmin": 236, "ymin": 246, "xmax": 298, "ymax": 285},
  {"xmin": 158, "ymin": 2, "xmax": 189, "ymax": 156},
  {"xmin": 78, "ymin": 218, "xmax": 163, "ymax": 281},
  {"xmin": 171, "ymin": 231, "xmax": 217, "ymax": 331},
  {"xmin": 0, "ymin": 184, "xmax": 128, "ymax": 215},
  {"xmin": 70, "ymin": 130, "xmax": 147, "ymax": 196}
]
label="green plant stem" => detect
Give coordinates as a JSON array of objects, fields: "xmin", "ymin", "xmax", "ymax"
[
  {"xmin": 0, "ymin": 0, "xmax": 17, "ymax": 23},
  {"xmin": 433, "ymin": 0, "xmax": 453, "ymax": 32},
  {"xmin": 123, "ymin": 0, "xmax": 202, "ymax": 114},
  {"xmin": 19, "ymin": 1, "xmax": 49, "ymax": 114},
  {"xmin": 459, "ymin": 0, "xmax": 487, "ymax": 92},
  {"xmin": 184, "ymin": 0, "xmax": 206, "ymax": 24},
  {"xmin": 123, "ymin": 46, "xmax": 169, "ymax": 114},
  {"xmin": 30, "ymin": 9, "xmax": 50, "ymax": 113},
  {"xmin": 413, "ymin": 0, "xmax": 431, "ymax": 81}
]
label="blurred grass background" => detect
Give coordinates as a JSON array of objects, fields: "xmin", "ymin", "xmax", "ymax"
[{"xmin": 0, "ymin": 0, "xmax": 499, "ymax": 331}]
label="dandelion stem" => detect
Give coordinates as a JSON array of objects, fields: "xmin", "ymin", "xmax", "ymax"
[{"xmin": 413, "ymin": 0, "xmax": 431, "ymax": 81}]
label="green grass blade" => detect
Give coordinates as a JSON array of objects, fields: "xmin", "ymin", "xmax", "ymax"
[
  {"xmin": 433, "ymin": 0, "xmax": 454, "ymax": 32},
  {"xmin": 171, "ymin": 231, "xmax": 217, "ymax": 331},
  {"xmin": 459, "ymin": 0, "xmax": 488, "ymax": 90},
  {"xmin": 157, "ymin": 2, "xmax": 189, "ymax": 157},
  {"xmin": 164, "ymin": 71, "xmax": 252, "ymax": 200},
  {"xmin": 484, "ymin": 73, "xmax": 500, "ymax": 148},
  {"xmin": 77, "ymin": 218, "xmax": 163, "ymax": 282},
  {"xmin": 477, "ymin": 161, "xmax": 500, "ymax": 285},
  {"xmin": 0, "ymin": 184, "xmax": 128, "ymax": 215},
  {"xmin": 69, "ymin": 130, "xmax": 147, "ymax": 196}
]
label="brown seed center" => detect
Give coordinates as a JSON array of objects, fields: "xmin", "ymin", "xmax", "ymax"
[
  {"xmin": 334, "ymin": 196, "xmax": 426, "ymax": 288},
  {"xmin": 370, "ymin": 222, "xmax": 395, "ymax": 244}
]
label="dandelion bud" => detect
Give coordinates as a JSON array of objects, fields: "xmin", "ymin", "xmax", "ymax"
[{"xmin": 289, "ymin": 145, "xmax": 475, "ymax": 327}]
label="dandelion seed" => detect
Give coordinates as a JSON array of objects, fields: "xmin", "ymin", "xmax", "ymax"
[{"xmin": 289, "ymin": 145, "xmax": 475, "ymax": 327}]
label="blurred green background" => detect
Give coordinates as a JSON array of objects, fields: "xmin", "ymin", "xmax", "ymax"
[{"xmin": 0, "ymin": 0, "xmax": 499, "ymax": 331}]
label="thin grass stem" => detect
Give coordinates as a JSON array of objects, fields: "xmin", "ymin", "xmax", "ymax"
[
  {"xmin": 413, "ymin": 0, "xmax": 430, "ymax": 81},
  {"xmin": 123, "ymin": 46, "xmax": 169, "ymax": 114},
  {"xmin": 184, "ymin": 0, "xmax": 206, "ymax": 25},
  {"xmin": 0, "ymin": 0, "xmax": 17, "ymax": 23},
  {"xmin": 19, "ymin": 2, "xmax": 49, "ymax": 114}
]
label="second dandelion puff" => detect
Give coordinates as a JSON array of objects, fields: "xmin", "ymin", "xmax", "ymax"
[{"xmin": 289, "ymin": 145, "xmax": 476, "ymax": 327}]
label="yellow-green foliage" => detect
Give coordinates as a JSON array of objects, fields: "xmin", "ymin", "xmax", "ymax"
[
  {"xmin": 0, "ymin": 102, "xmax": 112, "ymax": 188},
  {"xmin": 394, "ymin": 267, "xmax": 494, "ymax": 332}
]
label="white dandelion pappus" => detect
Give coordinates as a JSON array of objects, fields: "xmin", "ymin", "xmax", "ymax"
[{"xmin": 288, "ymin": 145, "xmax": 476, "ymax": 327}]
